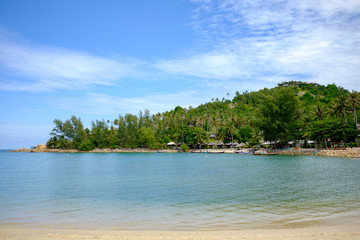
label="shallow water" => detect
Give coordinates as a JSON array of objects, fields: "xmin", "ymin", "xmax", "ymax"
[{"xmin": 0, "ymin": 152, "xmax": 359, "ymax": 230}]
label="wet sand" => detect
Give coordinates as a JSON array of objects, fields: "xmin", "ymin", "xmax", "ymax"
[{"xmin": 1, "ymin": 225, "xmax": 360, "ymax": 240}]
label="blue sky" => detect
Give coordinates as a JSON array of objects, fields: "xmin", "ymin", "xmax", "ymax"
[{"xmin": 1, "ymin": 0, "xmax": 360, "ymax": 149}]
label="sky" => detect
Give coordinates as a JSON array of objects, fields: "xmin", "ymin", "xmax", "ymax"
[{"xmin": 0, "ymin": 0, "xmax": 360, "ymax": 149}]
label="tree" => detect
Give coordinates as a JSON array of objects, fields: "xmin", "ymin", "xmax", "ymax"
[
  {"xmin": 227, "ymin": 122, "xmax": 236, "ymax": 144},
  {"xmin": 91, "ymin": 119, "xmax": 109, "ymax": 148},
  {"xmin": 333, "ymin": 94, "xmax": 348, "ymax": 122},
  {"xmin": 124, "ymin": 114, "xmax": 139, "ymax": 148},
  {"xmin": 312, "ymin": 105, "xmax": 326, "ymax": 120},
  {"xmin": 49, "ymin": 116, "xmax": 86, "ymax": 149},
  {"xmin": 137, "ymin": 127, "xmax": 157, "ymax": 149},
  {"xmin": 347, "ymin": 90, "xmax": 360, "ymax": 145},
  {"xmin": 69, "ymin": 116, "xmax": 86, "ymax": 149},
  {"xmin": 258, "ymin": 88, "xmax": 301, "ymax": 146},
  {"xmin": 50, "ymin": 119, "xmax": 64, "ymax": 138},
  {"xmin": 238, "ymin": 125, "xmax": 253, "ymax": 143},
  {"xmin": 47, "ymin": 82, "xmax": 357, "ymax": 150},
  {"xmin": 192, "ymin": 127, "xmax": 206, "ymax": 149},
  {"xmin": 310, "ymin": 117, "xmax": 357, "ymax": 148},
  {"xmin": 217, "ymin": 126, "xmax": 227, "ymax": 142},
  {"xmin": 179, "ymin": 143, "xmax": 190, "ymax": 152}
]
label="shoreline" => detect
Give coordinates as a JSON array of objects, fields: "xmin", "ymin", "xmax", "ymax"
[
  {"xmin": 9, "ymin": 145, "xmax": 360, "ymax": 158},
  {"xmin": 1, "ymin": 225, "xmax": 360, "ymax": 240}
]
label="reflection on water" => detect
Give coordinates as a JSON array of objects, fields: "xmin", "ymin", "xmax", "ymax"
[{"xmin": 0, "ymin": 152, "xmax": 360, "ymax": 230}]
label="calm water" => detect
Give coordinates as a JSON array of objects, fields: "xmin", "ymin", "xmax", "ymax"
[{"xmin": 0, "ymin": 152, "xmax": 360, "ymax": 230}]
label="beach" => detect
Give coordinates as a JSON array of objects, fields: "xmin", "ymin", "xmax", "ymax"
[
  {"xmin": 1, "ymin": 225, "xmax": 360, "ymax": 240},
  {"xmin": 10, "ymin": 144, "xmax": 360, "ymax": 158}
]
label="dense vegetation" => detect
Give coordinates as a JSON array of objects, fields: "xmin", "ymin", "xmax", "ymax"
[{"xmin": 47, "ymin": 81, "xmax": 360, "ymax": 150}]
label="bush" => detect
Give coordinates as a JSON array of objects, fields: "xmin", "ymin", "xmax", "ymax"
[
  {"xmin": 345, "ymin": 142, "xmax": 358, "ymax": 148},
  {"xmin": 179, "ymin": 143, "xmax": 190, "ymax": 152},
  {"xmin": 78, "ymin": 139, "xmax": 94, "ymax": 151}
]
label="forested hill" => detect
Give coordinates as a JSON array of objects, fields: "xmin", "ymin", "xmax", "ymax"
[{"xmin": 47, "ymin": 81, "xmax": 360, "ymax": 151}]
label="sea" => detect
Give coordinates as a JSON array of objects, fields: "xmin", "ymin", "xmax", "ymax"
[{"xmin": 0, "ymin": 151, "xmax": 360, "ymax": 230}]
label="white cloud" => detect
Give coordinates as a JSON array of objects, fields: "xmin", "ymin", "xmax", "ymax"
[
  {"xmin": 54, "ymin": 90, "xmax": 206, "ymax": 116},
  {"xmin": 0, "ymin": 32, "xmax": 140, "ymax": 92},
  {"xmin": 156, "ymin": 53, "xmax": 244, "ymax": 79},
  {"xmin": 160, "ymin": 0, "xmax": 360, "ymax": 91}
]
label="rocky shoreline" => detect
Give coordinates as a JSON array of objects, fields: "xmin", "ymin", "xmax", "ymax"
[
  {"xmin": 9, "ymin": 144, "xmax": 360, "ymax": 158},
  {"xmin": 278, "ymin": 148, "xmax": 360, "ymax": 158}
]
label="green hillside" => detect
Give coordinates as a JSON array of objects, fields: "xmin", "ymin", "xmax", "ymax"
[{"xmin": 46, "ymin": 81, "xmax": 360, "ymax": 150}]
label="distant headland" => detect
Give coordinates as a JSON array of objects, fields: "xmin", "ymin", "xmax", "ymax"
[{"xmin": 11, "ymin": 82, "xmax": 360, "ymax": 158}]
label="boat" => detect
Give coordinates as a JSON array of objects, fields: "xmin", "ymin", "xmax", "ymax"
[
  {"xmin": 253, "ymin": 152, "xmax": 278, "ymax": 155},
  {"xmin": 235, "ymin": 150, "xmax": 252, "ymax": 154},
  {"xmin": 253, "ymin": 149, "xmax": 278, "ymax": 155}
]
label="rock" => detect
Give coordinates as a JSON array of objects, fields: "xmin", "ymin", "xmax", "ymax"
[{"xmin": 36, "ymin": 144, "xmax": 46, "ymax": 150}]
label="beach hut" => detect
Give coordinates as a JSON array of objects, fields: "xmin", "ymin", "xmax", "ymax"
[
  {"xmin": 167, "ymin": 142, "xmax": 176, "ymax": 149},
  {"xmin": 235, "ymin": 143, "xmax": 246, "ymax": 148},
  {"xmin": 225, "ymin": 143, "xmax": 232, "ymax": 148},
  {"xmin": 207, "ymin": 142, "xmax": 215, "ymax": 148},
  {"xmin": 216, "ymin": 142, "xmax": 224, "ymax": 148},
  {"xmin": 209, "ymin": 134, "xmax": 216, "ymax": 139}
]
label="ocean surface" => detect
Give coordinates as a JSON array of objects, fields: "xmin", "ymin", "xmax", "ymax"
[{"xmin": 0, "ymin": 151, "xmax": 360, "ymax": 230}]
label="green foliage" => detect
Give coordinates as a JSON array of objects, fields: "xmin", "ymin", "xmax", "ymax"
[
  {"xmin": 179, "ymin": 143, "xmax": 190, "ymax": 152},
  {"xmin": 47, "ymin": 82, "xmax": 360, "ymax": 150},
  {"xmin": 258, "ymin": 87, "xmax": 302, "ymax": 146},
  {"xmin": 78, "ymin": 138, "xmax": 95, "ymax": 151},
  {"xmin": 237, "ymin": 125, "xmax": 253, "ymax": 143},
  {"xmin": 137, "ymin": 127, "xmax": 157, "ymax": 149},
  {"xmin": 310, "ymin": 118, "xmax": 357, "ymax": 146}
]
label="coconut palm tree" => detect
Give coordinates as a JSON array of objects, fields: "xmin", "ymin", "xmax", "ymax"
[
  {"xmin": 193, "ymin": 127, "xmax": 206, "ymax": 149},
  {"xmin": 312, "ymin": 104, "xmax": 326, "ymax": 120},
  {"xmin": 348, "ymin": 90, "xmax": 360, "ymax": 145},
  {"xmin": 196, "ymin": 116, "xmax": 205, "ymax": 129},
  {"xmin": 211, "ymin": 114, "xmax": 220, "ymax": 140},
  {"xmin": 217, "ymin": 126, "xmax": 227, "ymax": 142},
  {"xmin": 348, "ymin": 91, "xmax": 360, "ymax": 125},
  {"xmin": 227, "ymin": 122, "xmax": 236, "ymax": 144},
  {"xmin": 334, "ymin": 94, "xmax": 348, "ymax": 122}
]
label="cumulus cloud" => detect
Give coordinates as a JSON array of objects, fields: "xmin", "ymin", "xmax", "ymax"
[{"xmin": 0, "ymin": 32, "xmax": 140, "ymax": 92}]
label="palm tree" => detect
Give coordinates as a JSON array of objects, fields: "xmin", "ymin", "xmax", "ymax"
[
  {"xmin": 348, "ymin": 91, "xmax": 359, "ymax": 124},
  {"xmin": 193, "ymin": 127, "xmax": 206, "ymax": 149},
  {"xmin": 252, "ymin": 129, "xmax": 263, "ymax": 145},
  {"xmin": 334, "ymin": 94, "xmax": 348, "ymax": 122},
  {"xmin": 227, "ymin": 122, "xmax": 236, "ymax": 145},
  {"xmin": 312, "ymin": 105, "xmax": 326, "ymax": 120},
  {"xmin": 217, "ymin": 127, "xmax": 227, "ymax": 142},
  {"xmin": 211, "ymin": 114, "xmax": 220, "ymax": 140},
  {"xmin": 348, "ymin": 90, "xmax": 360, "ymax": 145},
  {"xmin": 196, "ymin": 116, "xmax": 205, "ymax": 129}
]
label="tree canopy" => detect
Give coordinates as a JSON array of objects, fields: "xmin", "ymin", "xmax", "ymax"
[{"xmin": 47, "ymin": 82, "xmax": 360, "ymax": 150}]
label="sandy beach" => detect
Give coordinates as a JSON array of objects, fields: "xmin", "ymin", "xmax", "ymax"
[
  {"xmin": 1, "ymin": 225, "xmax": 360, "ymax": 240},
  {"xmin": 10, "ymin": 144, "xmax": 360, "ymax": 158}
]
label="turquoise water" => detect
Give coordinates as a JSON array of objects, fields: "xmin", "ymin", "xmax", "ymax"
[{"xmin": 0, "ymin": 152, "xmax": 360, "ymax": 230}]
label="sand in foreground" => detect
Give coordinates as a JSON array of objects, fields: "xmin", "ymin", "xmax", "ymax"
[{"xmin": 1, "ymin": 225, "xmax": 360, "ymax": 240}]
